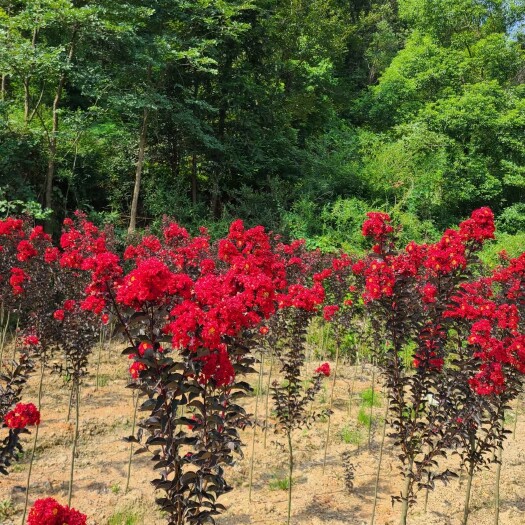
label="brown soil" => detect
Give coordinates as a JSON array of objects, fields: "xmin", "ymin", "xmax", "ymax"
[{"xmin": 1, "ymin": 346, "xmax": 525, "ymax": 525}]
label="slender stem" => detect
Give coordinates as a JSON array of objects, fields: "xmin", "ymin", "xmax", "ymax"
[
  {"xmin": 399, "ymin": 457, "xmax": 414, "ymax": 525},
  {"xmin": 95, "ymin": 329, "xmax": 103, "ymax": 391},
  {"xmin": 67, "ymin": 380, "xmax": 80, "ymax": 506},
  {"xmin": 11, "ymin": 318, "xmax": 20, "ymax": 362},
  {"xmin": 21, "ymin": 358, "xmax": 45, "ymax": 524},
  {"xmin": 462, "ymin": 464, "xmax": 475, "ymax": 525},
  {"xmin": 322, "ymin": 337, "xmax": 340, "ymax": 473},
  {"xmin": 368, "ymin": 365, "xmax": 376, "ymax": 449},
  {"xmin": 0, "ymin": 310, "xmax": 10, "ymax": 372},
  {"xmin": 66, "ymin": 381, "xmax": 74, "ymax": 422},
  {"xmin": 287, "ymin": 430, "xmax": 294, "ymax": 525},
  {"xmin": 370, "ymin": 398, "xmax": 389, "ymax": 525},
  {"xmin": 263, "ymin": 352, "xmax": 274, "ymax": 449},
  {"xmin": 423, "ymin": 474, "xmax": 430, "ymax": 514},
  {"xmin": 248, "ymin": 354, "xmax": 264, "ymax": 501},
  {"xmin": 494, "ymin": 445, "xmax": 503, "ymax": 525},
  {"xmin": 348, "ymin": 362, "xmax": 357, "ymax": 417},
  {"xmin": 513, "ymin": 396, "xmax": 519, "ymax": 440},
  {"xmin": 125, "ymin": 390, "xmax": 139, "ymax": 493}
]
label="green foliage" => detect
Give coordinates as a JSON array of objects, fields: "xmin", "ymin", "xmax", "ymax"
[
  {"xmin": 268, "ymin": 475, "xmax": 292, "ymax": 491},
  {"xmin": 107, "ymin": 509, "xmax": 142, "ymax": 525},
  {"xmin": 357, "ymin": 407, "xmax": 372, "ymax": 427},
  {"xmin": 0, "ymin": 0, "xmax": 522, "ymax": 244},
  {"xmin": 360, "ymin": 388, "xmax": 381, "ymax": 408},
  {"xmin": 339, "ymin": 426, "xmax": 363, "ymax": 445}
]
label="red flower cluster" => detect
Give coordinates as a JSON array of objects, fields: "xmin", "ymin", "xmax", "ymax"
[
  {"xmin": 4, "ymin": 402, "xmax": 40, "ymax": 429},
  {"xmin": 117, "ymin": 257, "xmax": 192, "ymax": 310},
  {"xmin": 360, "ymin": 259, "xmax": 395, "ymax": 302},
  {"xmin": 129, "ymin": 360, "xmax": 147, "ymax": 379},
  {"xmin": 199, "ymin": 347, "xmax": 235, "ymax": 387},
  {"xmin": 27, "ymin": 498, "xmax": 86, "ymax": 525},
  {"xmin": 24, "ymin": 334, "xmax": 40, "ymax": 346},
  {"xmin": 362, "ymin": 212, "xmax": 394, "ymax": 242},
  {"xmin": 315, "ymin": 363, "xmax": 331, "ymax": 377},
  {"xmin": 323, "ymin": 305, "xmax": 339, "ymax": 321},
  {"xmin": 9, "ymin": 267, "xmax": 28, "ymax": 295}
]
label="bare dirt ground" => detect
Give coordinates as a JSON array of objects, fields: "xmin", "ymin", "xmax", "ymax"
[{"xmin": 1, "ymin": 344, "xmax": 525, "ymax": 525}]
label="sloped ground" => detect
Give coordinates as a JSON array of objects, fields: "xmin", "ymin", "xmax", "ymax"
[{"xmin": 1, "ymin": 345, "xmax": 524, "ymax": 525}]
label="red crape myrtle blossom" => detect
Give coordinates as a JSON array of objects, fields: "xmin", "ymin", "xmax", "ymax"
[
  {"xmin": 4, "ymin": 402, "xmax": 40, "ymax": 429},
  {"xmin": 349, "ymin": 208, "xmax": 501, "ymax": 515},
  {"xmin": 27, "ymin": 498, "xmax": 87, "ymax": 525},
  {"xmin": 445, "ymin": 248, "xmax": 525, "ymax": 395},
  {"xmin": 315, "ymin": 363, "xmax": 331, "ymax": 377}
]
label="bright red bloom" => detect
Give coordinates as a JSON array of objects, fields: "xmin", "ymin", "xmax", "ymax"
[
  {"xmin": 4, "ymin": 402, "xmax": 40, "ymax": 429},
  {"xmin": 362, "ymin": 212, "xmax": 394, "ymax": 241},
  {"xmin": 24, "ymin": 335, "xmax": 40, "ymax": 346},
  {"xmin": 0, "ymin": 217, "xmax": 24, "ymax": 236},
  {"xmin": 117, "ymin": 257, "xmax": 192, "ymax": 309},
  {"xmin": 63, "ymin": 300, "xmax": 76, "ymax": 311},
  {"xmin": 16, "ymin": 240, "xmax": 38, "ymax": 261},
  {"xmin": 10, "ymin": 267, "xmax": 28, "ymax": 295},
  {"xmin": 459, "ymin": 207, "xmax": 495, "ymax": 243},
  {"xmin": 129, "ymin": 360, "xmax": 147, "ymax": 379},
  {"xmin": 323, "ymin": 305, "xmax": 340, "ymax": 321},
  {"xmin": 29, "ymin": 225, "xmax": 51, "ymax": 242},
  {"xmin": 27, "ymin": 498, "xmax": 86, "ymax": 525},
  {"xmin": 315, "ymin": 363, "xmax": 331, "ymax": 377},
  {"xmin": 101, "ymin": 313, "xmax": 109, "ymax": 325},
  {"xmin": 53, "ymin": 309, "xmax": 65, "ymax": 321},
  {"xmin": 421, "ymin": 283, "xmax": 437, "ymax": 304},
  {"xmin": 199, "ymin": 347, "xmax": 235, "ymax": 387},
  {"xmin": 44, "ymin": 247, "xmax": 60, "ymax": 263}
]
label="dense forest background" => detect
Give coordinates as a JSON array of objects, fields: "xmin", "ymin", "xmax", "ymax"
[{"xmin": 1, "ymin": 0, "xmax": 524, "ymax": 254}]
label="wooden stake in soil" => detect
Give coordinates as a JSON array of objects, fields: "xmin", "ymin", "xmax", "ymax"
[
  {"xmin": 286, "ymin": 430, "xmax": 294, "ymax": 525},
  {"xmin": 322, "ymin": 338, "xmax": 340, "ymax": 473},
  {"xmin": 513, "ymin": 396, "xmax": 519, "ymax": 440},
  {"xmin": 67, "ymin": 380, "xmax": 80, "ymax": 506},
  {"xmin": 368, "ymin": 364, "xmax": 376, "ymax": 449},
  {"xmin": 263, "ymin": 352, "xmax": 274, "ymax": 449},
  {"xmin": 0, "ymin": 310, "xmax": 10, "ymax": 371},
  {"xmin": 125, "ymin": 390, "xmax": 139, "ymax": 493},
  {"xmin": 494, "ymin": 444, "xmax": 503, "ymax": 525},
  {"xmin": 248, "ymin": 354, "xmax": 265, "ymax": 501},
  {"xmin": 462, "ymin": 464, "xmax": 475, "ymax": 525},
  {"xmin": 21, "ymin": 358, "xmax": 45, "ymax": 525},
  {"xmin": 370, "ymin": 397, "xmax": 389, "ymax": 525},
  {"xmin": 95, "ymin": 328, "xmax": 103, "ymax": 391}
]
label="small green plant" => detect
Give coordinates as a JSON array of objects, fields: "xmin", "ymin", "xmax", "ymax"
[
  {"xmin": 97, "ymin": 374, "xmax": 110, "ymax": 388},
  {"xmin": 108, "ymin": 509, "xmax": 141, "ymax": 525},
  {"xmin": 340, "ymin": 426, "xmax": 363, "ymax": 446},
  {"xmin": 0, "ymin": 498, "xmax": 15, "ymax": 521},
  {"xmin": 110, "ymin": 482, "xmax": 121, "ymax": 495},
  {"xmin": 360, "ymin": 387, "xmax": 381, "ymax": 408},
  {"xmin": 357, "ymin": 407, "xmax": 372, "ymax": 427},
  {"xmin": 269, "ymin": 476, "xmax": 292, "ymax": 491}
]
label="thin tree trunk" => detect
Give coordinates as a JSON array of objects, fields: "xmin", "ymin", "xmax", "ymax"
[
  {"xmin": 371, "ymin": 398, "xmax": 390, "ymax": 525},
  {"xmin": 287, "ymin": 431, "xmax": 294, "ymax": 525},
  {"xmin": 67, "ymin": 379, "xmax": 80, "ymax": 506},
  {"xmin": 1, "ymin": 74, "xmax": 6, "ymax": 101},
  {"xmin": 399, "ymin": 457, "xmax": 414, "ymax": 525},
  {"xmin": 494, "ymin": 445, "xmax": 503, "ymax": 525},
  {"xmin": 462, "ymin": 464, "xmax": 475, "ymax": 525},
  {"xmin": 21, "ymin": 358, "xmax": 45, "ymax": 524},
  {"xmin": 322, "ymin": 337, "xmax": 340, "ymax": 473},
  {"xmin": 128, "ymin": 106, "xmax": 149, "ymax": 234},
  {"xmin": 191, "ymin": 153, "xmax": 198, "ymax": 205},
  {"xmin": 45, "ymin": 26, "xmax": 78, "ymax": 214}
]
